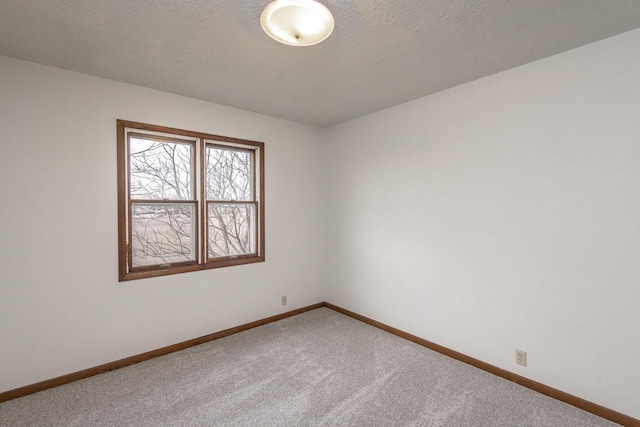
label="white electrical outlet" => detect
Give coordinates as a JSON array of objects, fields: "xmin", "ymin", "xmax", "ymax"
[
  {"xmin": 281, "ymin": 295, "xmax": 287, "ymax": 306},
  {"xmin": 516, "ymin": 349, "xmax": 527, "ymax": 366}
]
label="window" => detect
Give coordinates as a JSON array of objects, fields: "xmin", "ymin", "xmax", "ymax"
[{"xmin": 117, "ymin": 120, "xmax": 264, "ymax": 281}]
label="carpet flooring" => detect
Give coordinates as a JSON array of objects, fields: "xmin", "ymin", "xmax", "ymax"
[{"xmin": 0, "ymin": 307, "xmax": 619, "ymax": 426}]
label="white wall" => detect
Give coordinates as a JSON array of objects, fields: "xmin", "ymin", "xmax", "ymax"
[
  {"xmin": 2, "ymin": 27, "xmax": 639, "ymax": 419},
  {"xmin": 325, "ymin": 28, "xmax": 640, "ymax": 418},
  {"xmin": 0, "ymin": 55, "xmax": 326, "ymax": 392}
]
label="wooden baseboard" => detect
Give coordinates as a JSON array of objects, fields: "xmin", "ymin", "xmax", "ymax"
[
  {"xmin": 2, "ymin": 301, "xmax": 638, "ymax": 426},
  {"xmin": 0, "ymin": 303, "xmax": 323, "ymax": 403},
  {"xmin": 324, "ymin": 302, "xmax": 639, "ymax": 427}
]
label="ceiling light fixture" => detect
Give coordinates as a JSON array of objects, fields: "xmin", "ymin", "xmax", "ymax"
[{"xmin": 260, "ymin": 0, "xmax": 334, "ymax": 47}]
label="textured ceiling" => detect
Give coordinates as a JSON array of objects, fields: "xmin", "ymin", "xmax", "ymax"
[{"xmin": 1, "ymin": 1, "xmax": 640, "ymax": 127}]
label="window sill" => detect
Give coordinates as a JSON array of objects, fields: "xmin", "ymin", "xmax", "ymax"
[{"xmin": 119, "ymin": 256, "xmax": 265, "ymax": 282}]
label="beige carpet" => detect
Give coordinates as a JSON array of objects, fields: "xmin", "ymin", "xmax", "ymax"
[{"xmin": 0, "ymin": 308, "xmax": 619, "ymax": 426}]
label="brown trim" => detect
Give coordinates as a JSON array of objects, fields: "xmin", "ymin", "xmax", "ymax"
[
  {"xmin": 252, "ymin": 148, "xmax": 258, "ymax": 249},
  {"xmin": 125, "ymin": 129, "xmax": 200, "ymax": 276},
  {"xmin": 129, "ymin": 260, "xmax": 199, "ymax": 274},
  {"xmin": 324, "ymin": 303, "xmax": 639, "ymax": 427},
  {"xmin": 128, "ymin": 132, "xmax": 197, "ymax": 146},
  {"xmin": 258, "ymin": 144, "xmax": 265, "ymax": 261},
  {"xmin": 117, "ymin": 120, "xmax": 128, "ymax": 281},
  {"xmin": 203, "ymin": 141, "xmax": 261, "ymax": 264},
  {"xmin": 119, "ymin": 255, "xmax": 265, "ymax": 281},
  {"xmin": 119, "ymin": 120, "xmax": 264, "ymax": 148},
  {"xmin": 2, "ymin": 301, "xmax": 637, "ymax": 425},
  {"xmin": 0, "ymin": 303, "xmax": 324, "ymax": 404},
  {"xmin": 117, "ymin": 119, "xmax": 265, "ymax": 281},
  {"xmin": 206, "ymin": 141, "xmax": 256, "ymax": 155},
  {"xmin": 126, "ymin": 135, "xmax": 133, "ymax": 272},
  {"xmin": 200, "ymin": 130, "xmax": 206, "ymax": 265}
]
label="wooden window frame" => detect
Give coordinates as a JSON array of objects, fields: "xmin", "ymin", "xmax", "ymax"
[{"xmin": 117, "ymin": 120, "xmax": 265, "ymax": 281}]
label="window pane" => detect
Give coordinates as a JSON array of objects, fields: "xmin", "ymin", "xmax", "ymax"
[
  {"xmin": 130, "ymin": 137, "xmax": 193, "ymax": 200},
  {"xmin": 208, "ymin": 204, "xmax": 255, "ymax": 258},
  {"xmin": 131, "ymin": 203, "xmax": 196, "ymax": 267},
  {"xmin": 206, "ymin": 146, "xmax": 252, "ymax": 201}
]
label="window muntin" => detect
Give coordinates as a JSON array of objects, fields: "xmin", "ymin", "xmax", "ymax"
[{"xmin": 117, "ymin": 120, "xmax": 265, "ymax": 281}]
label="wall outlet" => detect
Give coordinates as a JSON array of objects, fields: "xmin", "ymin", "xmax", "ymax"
[
  {"xmin": 516, "ymin": 349, "xmax": 527, "ymax": 366},
  {"xmin": 281, "ymin": 295, "xmax": 287, "ymax": 306}
]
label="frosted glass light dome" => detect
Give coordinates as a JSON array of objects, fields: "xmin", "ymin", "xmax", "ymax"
[{"xmin": 261, "ymin": 0, "xmax": 334, "ymax": 46}]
